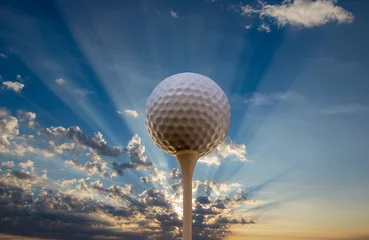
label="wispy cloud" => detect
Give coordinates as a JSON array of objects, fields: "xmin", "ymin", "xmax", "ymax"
[
  {"xmin": 170, "ymin": 10, "xmax": 179, "ymax": 18},
  {"xmin": 0, "ymin": 53, "xmax": 7, "ymax": 58},
  {"xmin": 244, "ymin": 91, "xmax": 303, "ymax": 106},
  {"xmin": 54, "ymin": 78, "xmax": 94, "ymax": 97},
  {"xmin": 320, "ymin": 104, "xmax": 369, "ymax": 115},
  {"xmin": 237, "ymin": 0, "xmax": 354, "ymax": 31},
  {"xmin": 117, "ymin": 109, "xmax": 141, "ymax": 118},
  {"xmin": 258, "ymin": 23, "xmax": 271, "ymax": 32}
]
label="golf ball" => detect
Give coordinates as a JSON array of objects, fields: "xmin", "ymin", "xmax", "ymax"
[{"xmin": 145, "ymin": 72, "xmax": 230, "ymax": 156}]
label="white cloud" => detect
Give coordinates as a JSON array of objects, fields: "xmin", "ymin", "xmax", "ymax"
[
  {"xmin": 2, "ymin": 81, "xmax": 24, "ymax": 93},
  {"xmin": 0, "ymin": 53, "xmax": 7, "ymax": 58},
  {"xmin": 19, "ymin": 160, "xmax": 35, "ymax": 172},
  {"xmin": 0, "ymin": 112, "xmax": 19, "ymax": 146},
  {"xmin": 245, "ymin": 91, "xmax": 303, "ymax": 106},
  {"xmin": 55, "ymin": 78, "xmax": 67, "ymax": 85},
  {"xmin": 199, "ymin": 153, "xmax": 222, "ymax": 166},
  {"xmin": 321, "ymin": 104, "xmax": 369, "ymax": 115},
  {"xmin": 16, "ymin": 75, "xmax": 22, "ymax": 81},
  {"xmin": 60, "ymin": 179, "xmax": 77, "ymax": 188},
  {"xmin": 199, "ymin": 137, "xmax": 248, "ymax": 166},
  {"xmin": 118, "ymin": 109, "xmax": 140, "ymax": 118},
  {"xmin": 257, "ymin": 23, "xmax": 271, "ymax": 32},
  {"xmin": 1, "ymin": 161, "xmax": 14, "ymax": 168},
  {"xmin": 170, "ymin": 10, "xmax": 178, "ymax": 18},
  {"xmin": 244, "ymin": 25, "xmax": 252, "ymax": 29},
  {"xmin": 241, "ymin": 0, "xmax": 354, "ymax": 30}
]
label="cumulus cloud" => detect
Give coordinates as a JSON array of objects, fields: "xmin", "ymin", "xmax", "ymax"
[
  {"xmin": 170, "ymin": 168, "xmax": 182, "ymax": 179},
  {"xmin": 170, "ymin": 10, "xmax": 179, "ymax": 18},
  {"xmin": 117, "ymin": 109, "xmax": 140, "ymax": 118},
  {"xmin": 17, "ymin": 111, "xmax": 123, "ymax": 157},
  {"xmin": 18, "ymin": 160, "xmax": 34, "ymax": 171},
  {"xmin": 55, "ymin": 78, "xmax": 67, "ymax": 85},
  {"xmin": 65, "ymin": 128, "xmax": 123, "ymax": 157},
  {"xmin": 199, "ymin": 137, "xmax": 248, "ymax": 166},
  {"xmin": 2, "ymin": 81, "xmax": 24, "ymax": 93},
  {"xmin": 0, "ymin": 109, "xmax": 19, "ymax": 147},
  {"xmin": 0, "ymin": 158, "xmax": 258, "ymax": 240},
  {"xmin": 1, "ymin": 107, "xmax": 260, "ymax": 239},
  {"xmin": 239, "ymin": 0, "xmax": 354, "ymax": 31},
  {"xmin": 17, "ymin": 110, "xmax": 39, "ymax": 129}
]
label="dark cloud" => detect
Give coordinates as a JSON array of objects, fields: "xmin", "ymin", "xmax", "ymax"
[
  {"xmin": 140, "ymin": 176, "xmax": 148, "ymax": 184},
  {"xmin": 66, "ymin": 126, "xmax": 123, "ymax": 157},
  {"xmin": 170, "ymin": 168, "xmax": 181, "ymax": 179},
  {"xmin": 0, "ymin": 165, "xmax": 258, "ymax": 240},
  {"xmin": 196, "ymin": 196, "xmax": 211, "ymax": 204},
  {"xmin": 17, "ymin": 111, "xmax": 124, "ymax": 157}
]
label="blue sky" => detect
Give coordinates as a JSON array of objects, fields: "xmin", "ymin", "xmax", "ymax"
[{"xmin": 1, "ymin": 0, "xmax": 369, "ymax": 239}]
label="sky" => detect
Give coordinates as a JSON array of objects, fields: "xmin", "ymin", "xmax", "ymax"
[{"xmin": 0, "ymin": 0, "xmax": 369, "ymax": 239}]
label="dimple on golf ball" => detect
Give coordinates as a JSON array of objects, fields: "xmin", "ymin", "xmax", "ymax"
[{"xmin": 145, "ymin": 72, "xmax": 231, "ymax": 156}]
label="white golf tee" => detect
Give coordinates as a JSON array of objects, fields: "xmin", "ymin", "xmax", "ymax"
[{"xmin": 176, "ymin": 150, "xmax": 199, "ymax": 240}]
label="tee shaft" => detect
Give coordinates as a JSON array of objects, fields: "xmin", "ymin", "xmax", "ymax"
[{"xmin": 176, "ymin": 150, "xmax": 199, "ymax": 240}]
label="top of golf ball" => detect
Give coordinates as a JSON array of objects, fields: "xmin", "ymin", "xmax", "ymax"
[{"xmin": 145, "ymin": 72, "xmax": 230, "ymax": 156}]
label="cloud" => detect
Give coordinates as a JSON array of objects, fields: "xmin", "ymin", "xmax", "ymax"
[
  {"xmin": 17, "ymin": 110, "xmax": 39, "ymax": 129},
  {"xmin": 244, "ymin": 91, "xmax": 303, "ymax": 106},
  {"xmin": 55, "ymin": 78, "xmax": 94, "ymax": 97},
  {"xmin": 0, "ymin": 109, "xmax": 19, "ymax": 147},
  {"xmin": 140, "ymin": 176, "xmax": 148, "ymax": 184},
  {"xmin": 199, "ymin": 137, "xmax": 248, "ymax": 166},
  {"xmin": 55, "ymin": 78, "xmax": 67, "ymax": 85},
  {"xmin": 169, "ymin": 168, "xmax": 182, "ymax": 179},
  {"xmin": 17, "ymin": 110, "xmax": 123, "ymax": 157},
  {"xmin": 239, "ymin": 0, "xmax": 354, "ymax": 30},
  {"xmin": 2, "ymin": 81, "xmax": 24, "ymax": 93},
  {"xmin": 1, "ymin": 107, "xmax": 261, "ymax": 239},
  {"xmin": 258, "ymin": 23, "xmax": 271, "ymax": 32},
  {"xmin": 0, "ymin": 53, "xmax": 7, "ymax": 58},
  {"xmin": 0, "ymin": 108, "xmax": 8, "ymax": 118},
  {"xmin": 0, "ymin": 159, "xmax": 259, "ymax": 240},
  {"xmin": 320, "ymin": 104, "xmax": 369, "ymax": 115},
  {"xmin": 1, "ymin": 161, "xmax": 14, "ymax": 168},
  {"xmin": 18, "ymin": 160, "xmax": 34, "ymax": 171},
  {"xmin": 125, "ymin": 134, "xmax": 153, "ymax": 167},
  {"xmin": 117, "ymin": 109, "xmax": 140, "ymax": 118},
  {"xmin": 170, "ymin": 10, "xmax": 179, "ymax": 18},
  {"xmin": 65, "ymin": 128, "xmax": 123, "ymax": 157}
]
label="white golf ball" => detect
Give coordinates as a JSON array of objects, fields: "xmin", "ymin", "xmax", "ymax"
[{"xmin": 145, "ymin": 72, "xmax": 230, "ymax": 156}]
